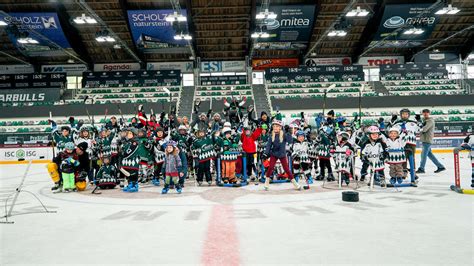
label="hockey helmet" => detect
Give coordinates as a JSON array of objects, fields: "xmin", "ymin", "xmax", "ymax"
[
  {"xmin": 400, "ymin": 108, "xmax": 410, "ymax": 115},
  {"xmin": 367, "ymin": 125, "xmax": 380, "ymax": 134},
  {"xmin": 289, "ymin": 123, "xmax": 298, "ymax": 128},
  {"xmin": 296, "ymin": 130, "xmax": 305, "ymax": 137},
  {"xmin": 337, "ymin": 131, "xmax": 350, "ymax": 140},
  {"xmin": 224, "ymin": 122, "xmax": 231, "ymax": 128},
  {"xmin": 64, "ymin": 142, "xmax": 75, "ymax": 150},
  {"xmin": 388, "ymin": 125, "xmax": 401, "ymax": 134},
  {"xmin": 178, "ymin": 125, "xmax": 187, "ymax": 131},
  {"xmin": 222, "ymin": 127, "xmax": 232, "ymax": 135}
]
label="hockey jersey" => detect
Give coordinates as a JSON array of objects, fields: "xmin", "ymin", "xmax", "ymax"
[
  {"xmin": 120, "ymin": 139, "xmax": 141, "ymax": 170},
  {"xmin": 333, "ymin": 142, "xmax": 354, "ymax": 174},
  {"xmin": 95, "ymin": 164, "xmax": 118, "ymax": 186},
  {"xmin": 391, "ymin": 119, "xmax": 420, "ymax": 146},
  {"xmin": 382, "ymin": 134, "xmax": 407, "ymax": 164},
  {"xmin": 192, "ymin": 136, "xmax": 216, "ymax": 162},
  {"xmin": 361, "ymin": 140, "xmax": 387, "ymax": 171},
  {"xmin": 291, "ymin": 140, "xmax": 310, "ymax": 164}
]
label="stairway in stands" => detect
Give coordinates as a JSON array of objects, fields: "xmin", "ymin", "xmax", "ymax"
[
  {"xmin": 371, "ymin": 81, "xmax": 389, "ymax": 95},
  {"xmin": 251, "ymin": 85, "xmax": 272, "ymax": 116},
  {"xmin": 177, "ymin": 86, "xmax": 195, "ymax": 118}
]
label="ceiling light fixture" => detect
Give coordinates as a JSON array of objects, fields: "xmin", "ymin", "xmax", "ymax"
[
  {"xmin": 256, "ymin": 9, "xmax": 277, "ymax": 20},
  {"xmin": 165, "ymin": 11, "xmax": 187, "ymax": 23},
  {"xmin": 435, "ymin": 4, "xmax": 460, "ymax": 15},
  {"xmin": 327, "ymin": 30, "xmax": 347, "ymax": 37},
  {"xmin": 346, "ymin": 6, "xmax": 370, "ymax": 17},
  {"xmin": 73, "ymin": 14, "xmax": 97, "ymax": 24},
  {"xmin": 17, "ymin": 37, "xmax": 39, "ymax": 44},
  {"xmin": 251, "ymin": 32, "xmax": 270, "ymax": 38},
  {"xmin": 0, "ymin": 20, "xmax": 7, "ymax": 26}
]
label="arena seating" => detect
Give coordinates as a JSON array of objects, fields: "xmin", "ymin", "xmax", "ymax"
[
  {"xmin": 382, "ymin": 79, "xmax": 464, "ymax": 96},
  {"xmin": 266, "ymin": 81, "xmax": 377, "ymax": 100},
  {"xmin": 194, "ymin": 85, "xmax": 252, "ymax": 102},
  {"xmin": 72, "ymin": 86, "xmax": 181, "ymax": 104}
]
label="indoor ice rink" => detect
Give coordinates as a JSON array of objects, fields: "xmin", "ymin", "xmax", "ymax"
[{"xmin": 1, "ymin": 0, "xmax": 474, "ymax": 265}]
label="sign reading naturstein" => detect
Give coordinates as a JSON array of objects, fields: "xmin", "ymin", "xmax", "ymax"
[
  {"xmin": 127, "ymin": 10, "xmax": 190, "ymax": 54},
  {"xmin": 254, "ymin": 5, "xmax": 315, "ymax": 50},
  {"xmin": 371, "ymin": 4, "xmax": 438, "ymax": 48},
  {"xmin": 0, "ymin": 12, "xmax": 71, "ymax": 57}
]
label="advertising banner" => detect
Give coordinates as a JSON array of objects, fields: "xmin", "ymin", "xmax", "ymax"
[
  {"xmin": 305, "ymin": 57, "xmax": 352, "ymax": 66},
  {"xmin": 252, "ymin": 58, "xmax": 299, "ymax": 70},
  {"xmin": 41, "ymin": 64, "xmax": 88, "ymax": 75},
  {"xmin": 0, "ymin": 88, "xmax": 60, "ymax": 103},
  {"xmin": 93, "ymin": 63, "xmax": 141, "ymax": 72},
  {"xmin": 127, "ymin": 10, "xmax": 190, "ymax": 53},
  {"xmin": 264, "ymin": 65, "xmax": 364, "ymax": 83},
  {"xmin": 379, "ymin": 63, "xmax": 448, "ymax": 80},
  {"xmin": 0, "ymin": 64, "xmax": 34, "ymax": 74},
  {"xmin": 82, "ymin": 70, "xmax": 181, "ymax": 88},
  {"xmin": 413, "ymin": 52, "xmax": 459, "ymax": 64},
  {"xmin": 200, "ymin": 75, "xmax": 247, "ymax": 86},
  {"xmin": 0, "ymin": 146, "xmax": 53, "ymax": 161},
  {"xmin": 0, "ymin": 73, "xmax": 66, "ymax": 89},
  {"xmin": 254, "ymin": 5, "xmax": 316, "ymax": 50},
  {"xmin": 200, "ymin": 61, "xmax": 246, "ymax": 72},
  {"xmin": 371, "ymin": 4, "xmax": 438, "ymax": 47},
  {"xmin": 0, "ymin": 12, "xmax": 71, "ymax": 56},
  {"xmin": 358, "ymin": 56, "xmax": 405, "ymax": 67},
  {"xmin": 146, "ymin": 61, "xmax": 193, "ymax": 72}
]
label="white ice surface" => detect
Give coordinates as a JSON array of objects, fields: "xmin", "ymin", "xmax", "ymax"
[{"xmin": 0, "ymin": 153, "xmax": 473, "ymax": 265}]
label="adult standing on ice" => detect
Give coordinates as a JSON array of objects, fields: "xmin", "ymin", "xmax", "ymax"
[
  {"xmin": 262, "ymin": 120, "xmax": 302, "ymax": 191},
  {"xmin": 416, "ymin": 109, "xmax": 445, "ymax": 174}
]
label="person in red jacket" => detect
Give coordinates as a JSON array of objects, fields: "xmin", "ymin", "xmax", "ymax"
[
  {"xmin": 137, "ymin": 104, "xmax": 161, "ymax": 131},
  {"xmin": 241, "ymin": 126, "xmax": 263, "ymax": 181}
]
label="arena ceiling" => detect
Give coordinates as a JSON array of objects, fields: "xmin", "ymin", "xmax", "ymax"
[{"xmin": 0, "ymin": 0, "xmax": 473, "ymax": 66}]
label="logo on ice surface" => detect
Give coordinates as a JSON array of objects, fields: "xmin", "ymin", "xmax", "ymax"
[
  {"xmin": 41, "ymin": 17, "xmax": 57, "ymax": 29},
  {"xmin": 16, "ymin": 149, "xmax": 25, "ymax": 158}
]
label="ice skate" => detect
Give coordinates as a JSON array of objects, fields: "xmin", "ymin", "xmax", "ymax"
[
  {"xmin": 291, "ymin": 179, "xmax": 302, "ymax": 190},
  {"xmin": 162, "ymin": 187, "xmax": 169, "ymax": 194},
  {"xmin": 264, "ymin": 177, "xmax": 270, "ymax": 190}
]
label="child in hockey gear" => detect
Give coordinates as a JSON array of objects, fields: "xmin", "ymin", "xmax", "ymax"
[
  {"xmin": 461, "ymin": 134, "xmax": 474, "ymax": 188},
  {"xmin": 96, "ymin": 128, "xmax": 116, "ymax": 160},
  {"xmin": 151, "ymin": 127, "xmax": 168, "ymax": 186},
  {"xmin": 291, "ymin": 130, "xmax": 313, "ymax": 184},
  {"xmin": 95, "ymin": 155, "xmax": 118, "ymax": 189},
  {"xmin": 191, "ymin": 129, "xmax": 216, "ymax": 186},
  {"xmin": 361, "ymin": 126, "xmax": 388, "ymax": 187},
  {"xmin": 332, "ymin": 131, "xmax": 355, "ymax": 185},
  {"xmin": 308, "ymin": 129, "xmax": 319, "ymax": 179},
  {"xmin": 383, "ymin": 126, "xmax": 407, "ymax": 185},
  {"xmin": 241, "ymin": 126, "xmax": 263, "ymax": 180},
  {"xmin": 172, "ymin": 125, "xmax": 192, "ymax": 184},
  {"xmin": 51, "ymin": 124, "xmax": 74, "ymax": 153},
  {"xmin": 59, "ymin": 142, "xmax": 80, "ymax": 192},
  {"xmin": 262, "ymin": 120, "xmax": 301, "ymax": 191},
  {"xmin": 120, "ymin": 128, "xmax": 141, "ymax": 192},
  {"xmin": 136, "ymin": 128, "xmax": 154, "ymax": 183},
  {"xmin": 161, "ymin": 141, "xmax": 184, "ymax": 194},
  {"xmin": 355, "ymin": 127, "xmax": 370, "ymax": 181},
  {"xmin": 219, "ymin": 127, "xmax": 240, "ymax": 184},
  {"xmin": 317, "ymin": 126, "xmax": 335, "ymax": 182},
  {"xmin": 392, "ymin": 109, "xmax": 421, "ymax": 178}
]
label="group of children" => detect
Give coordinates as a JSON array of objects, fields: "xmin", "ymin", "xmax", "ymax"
[{"xmin": 47, "ymin": 101, "xmax": 474, "ymax": 194}]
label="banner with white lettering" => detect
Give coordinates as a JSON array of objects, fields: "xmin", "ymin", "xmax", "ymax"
[
  {"xmin": 93, "ymin": 63, "xmax": 141, "ymax": 72},
  {"xmin": 305, "ymin": 57, "xmax": 352, "ymax": 66},
  {"xmin": 41, "ymin": 64, "xmax": 88, "ymax": 75},
  {"xmin": 0, "ymin": 88, "xmax": 60, "ymax": 102},
  {"xmin": 200, "ymin": 61, "xmax": 246, "ymax": 72},
  {"xmin": 0, "ymin": 146, "xmax": 53, "ymax": 161}
]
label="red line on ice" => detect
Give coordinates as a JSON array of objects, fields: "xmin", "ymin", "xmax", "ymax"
[{"xmin": 201, "ymin": 205, "xmax": 240, "ymax": 266}]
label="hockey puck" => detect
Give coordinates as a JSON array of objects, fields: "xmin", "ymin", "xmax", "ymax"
[
  {"xmin": 303, "ymin": 185, "xmax": 310, "ymax": 190},
  {"xmin": 342, "ymin": 191, "xmax": 359, "ymax": 202}
]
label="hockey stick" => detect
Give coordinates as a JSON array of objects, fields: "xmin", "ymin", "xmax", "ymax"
[
  {"xmin": 49, "ymin": 111, "xmax": 56, "ymax": 158},
  {"xmin": 91, "ymin": 184, "xmax": 101, "ymax": 194}
]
